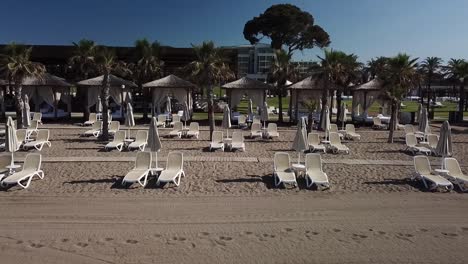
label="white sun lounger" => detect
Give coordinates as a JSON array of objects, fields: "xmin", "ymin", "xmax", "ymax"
[
  {"xmin": 405, "ymin": 134, "xmax": 431, "ymax": 155},
  {"xmin": 413, "ymin": 156, "xmax": 453, "ymax": 191},
  {"xmin": 307, "ymin": 132, "xmax": 326, "ymax": 153},
  {"xmin": 266, "ymin": 123, "xmax": 279, "ymax": 138},
  {"xmin": 169, "ymin": 122, "xmax": 183, "ymax": 138},
  {"xmin": 238, "ymin": 115, "xmax": 248, "ymax": 129},
  {"xmin": 230, "ymin": 131, "xmax": 245, "ymax": 152},
  {"xmin": 329, "ymin": 132, "xmax": 349, "ymax": 154},
  {"xmin": 121, "ymin": 151, "xmax": 152, "ymax": 187},
  {"xmin": 344, "ymin": 124, "xmax": 360, "ymax": 140},
  {"xmin": 0, "ymin": 155, "xmax": 12, "ymax": 181},
  {"xmin": 186, "ymin": 122, "xmax": 199, "ymax": 139},
  {"xmin": 1, "ymin": 153, "xmax": 44, "ymax": 189},
  {"xmin": 157, "ymin": 114, "xmax": 166, "ymax": 127},
  {"xmin": 249, "ymin": 123, "xmax": 262, "ymax": 138},
  {"xmin": 444, "ymin": 158, "xmax": 468, "ymax": 191},
  {"xmin": 15, "ymin": 129, "xmax": 27, "ymax": 150},
  {"xmin": 23, "ymin": 130, "xmax": 51, "ymax": 151},
  {"xmin": 108, "ymin": 121, "xmax": 120, "ymax": 135},
  {"xmin": 426, "ymin": 134, "xmax": 439, "ymax": 154},
  {"xmin": 329, "ymin": 124, "xmax": 343, "ymax": 139},
  {"xmin": 128, "ymin": 130, "xmax": 148, "ymax": 151},
  {"xmin": 156, "ymin": 152, "xmax": 185, "ymax": 187},
  {"xmin": 305, "ymin": 153, "xmax": 330, "ymax": 189},
  {"xmin": 170, "ymin": 114, "xmax": 180, "ymax": 127},
  {"xmin": 372, "ymin": 117, "xmax": 387, "ymax": 130},
  {"xmin": 32, "ymin": 112, "xmax": 42, "ymax": 125},
  {"xmin": 26, "ymin": 120, "xmax": 40, "ymax": 138},
  {"xmin": 105, "ymin": 130, "xmax": 126, "ymax": 151},
  {"xmin": 405, "ymin": 124, "xmax": 424, "ymax": 140},
  {"xmin": 84, "ymin": 113, "xmax": 97, "ymax": 126},
  {"xmin": 83, "ymin": 121, "xmax": 102, "ymax": 137},
  {"xmin": 273, "ymin": 152, "xmax": 297, "ymax": 188},
  {"xmin": 210, "ymin": 131, "xmax": 224, "ymax": 151}
]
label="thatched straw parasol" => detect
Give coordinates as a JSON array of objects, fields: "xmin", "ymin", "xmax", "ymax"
[
  {"xmin": 77, "ymin": 74, "xmax": 136, "ymax": 88},
  {"xmin": 221, "ymin": 77, "xmax": 272, "ymax": 90},
  {"xmin": 22, "ymin": 73, "xmax": 71, "ymax": 87},
  {"xmin": 142, "ymin": 74, "xmax": 196, "ymax": 89}
]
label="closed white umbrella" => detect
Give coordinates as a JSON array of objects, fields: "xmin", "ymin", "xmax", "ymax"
[
  {"xmin": 165, "ymin": 96, "xmax": 172, "ymax": 114},
  {"xmin": 221, "ymin": 105, "xmax": 231, "ymax": 138},
  {"xmin": 321, "ymin": 106, "xmax": 331, "ymax": 140},
  {"xmin": 416, "ymin": 103, "xmax": 423, "ymax": 123},
  {"xmin": 96, "ymin": 96, "xmax": 103, "ymax": 113},
  {"xmin": 5, "ymin": 117, "xmax": 17, "ymax": 166},
  {"xmin": 436, "ymin": 121, "xmax": 452, "ymax": 168},
  {"xmin": 22, "ymin": 94, "xmax": 31, "ymax": 128},
  {"xmin": 147, "ymin": 117, "xmax": 162, "ymax": 169},
  {"xmin": 339, "ymin": 102, "xmax": 347, "ymax": 130},
  {"xmin": 247, "ymin": 99, "xmax": 253, "ymax": 120},
  {"xmin": 292, "ymin": 119, "xmax": 307, "ymax": 164},
  {"xmin": 181, "ymin": 101, "xmax": 191, "ymax": 128},
  {"xmin": 418, "ymin": 107, "xmax": 429, "ymax": 138},
  {"xmin": 125, "ymin": 102, "xmax": 135, "ymax": 139},
  {"xmin": 260, "ymin": 101, "xmax": 269, "ymax": 129}
]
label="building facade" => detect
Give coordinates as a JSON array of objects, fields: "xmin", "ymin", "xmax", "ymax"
[{"xmin": 234, "ymin": 43, "xmax": 275, "ymax": 82}]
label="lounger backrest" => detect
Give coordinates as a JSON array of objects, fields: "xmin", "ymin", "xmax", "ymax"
[
  {"xmin": 267, "ymin": 123, "xmax": 277, "ymax": 133},
  {"xmin": 36, "ymin": 130, "xmax": 49, "ymax": 142},
  {"xmin": 135, "ymin": 151, "xmax": 151, "ymax": 170},
  {"xmin": 414, "ymin": 156, "xmax": 431, "ymax": 175},
  {"xmin": 274, "ymin": 152, "xmax": 290, "ymax": 172},
  {"xmin": 406, "ymin": 134, "xmax": 417, "ymax": 147},
  {"xmin": 329, "ymin": 124, "xmax": 338, "ymax": 133},
  {"xmin": 251, "ymin": 123, "xmax": 261, "ymax": 131},
  {"xmin": 113, "ymin": 131, "xmax": 126, "ymax": 142},
  {"xmin": 232, "ymin": 132, "xmax": 244, "ymax": 143},
  {"xmin": 110, "ymin": 121, "xmax": 120, "ymax": 131},
  {"xmin": 89, "ymin": 113, "xmax": 97, "ymax": 122},
  {"xmin": 212, "ymin": 131, "xmax": 223, "ymax": 143},
  {"xmin": 166, "ymin": 152, "xmax": 183, "ymax": 171},
  {"xmin": 33, "ymin": 112, "xmax": 42, "ymax": 121},
  {"xmin": 404, "ymin": 124, "xmax": 414, "ymax": 134},
  {"xmin": 16, "ymin": 129, "xmax": 27, "ymax": 142},
  {"xmin": 29, "ymin": 120, "xmax": 39, "ymax": 129},
  {"xmin": 172, "ymin": 114, "xmax": 180, "ymax": 122},
  {"xmin": 253, "ymin": 116, "xmax": 261, "ymax": 124},
  {"xmin": 444, "ymin": 158, "xmax": 462, "ymax": 176},
  {"xmin": 305, "ymin": 153, "xmax": 322, "ymax": 172},
  {"xmin": 189, "ymin": 122, "xmax": 199, "ymax": 132},
  {"xmin": 92, "ymin": 121, "xmax": 102, "ymax": 130},
  {"xmin": 345, "ymin": 124, "xmax": 355, "ymax": 133},
  {"xmin": 23, "ymin": 153, "xmax": 41, "ymax": 172},
  {"xmin": 238, "ymin": 115, "xmax": 246, "ymax": 124},
  {"xmin": 427, "ymin": 134, "xmax": 439, "ymax": 148},
  {"xmin": 373, "ymin": 117, "xmax": 382, "ymax": 126},
  {"xmin": 0, "ymin": 155, "xmax": 12, "ymax": 169},
  {"xmin": 329, "ymin": 132, "xmax": 342, "ymax": 145},
  {"xmin": 307, "ymin": 133, "xmax": 320, "ymax": 145},
  {"xmin": 157, "ymin": 114, "xmax": 166, "ymax": 123},
  {"xmin": 173, "ymin": 122, "xmax": 183, "ymax": 130},
  {"xmin": 135, "ymin": 130, "xmax": 148, "ymax": 143}
]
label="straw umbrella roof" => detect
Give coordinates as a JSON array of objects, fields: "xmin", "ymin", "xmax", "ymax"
[
  {"xmin": 22, "ymin": 73, "xmax": 71, "ymax": 87},
  {"xmin": 221, "ymin": 77, "xmax": 272, "ymax": 90},
  {"xmin": 143, "ymin": 74, "xmax": 196, "ymax": 89},
  {"xmin": 77, "ymin": 74, "xmax": 136, "ymax": 88},
  {"xmin": 353, "ymin": 79, "xmax": 383, "ymax": 91},
  {"xmin": 289, "ymin": 76, "xmax": 326, "ymax": 90}
]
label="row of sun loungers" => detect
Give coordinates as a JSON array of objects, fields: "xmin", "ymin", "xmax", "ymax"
[{"xmin": 413, "ymin": 156, "xmax": 468, "ymax": 191}]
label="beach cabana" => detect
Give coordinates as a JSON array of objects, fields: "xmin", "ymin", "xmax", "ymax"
[
  {"xmin": 288, "ymin": 77, "xmax": 325, "ymax": 122},
  {"xmin": 77, "ymin": 74, "xmax": 136, "ymax": 119},
  {"xmin": 351, "ymin": 79, "xmax": 389, "ymax": 121},
  {"xmin": 22, "ymin": 73, "xmax": 72, "ymax": 119},
  {"xmin": 143, "ymin": 74, "xmax": 196, "ymax": 116},
  {"xmin": 222, "ymin": 77, "xmax": 272, "ymax": 110}
]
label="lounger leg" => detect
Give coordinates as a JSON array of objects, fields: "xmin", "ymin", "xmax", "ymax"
[
  {"xmin": 138, "ymin": 173, "xmax": 148, "ymax": 187},
  {"xmin": 18, "ymin": 176, "xmax": 33, "ymax": 189},
  {"xmin": 181, "ymin": 170, "xmax": 185, "ymax": 177}
]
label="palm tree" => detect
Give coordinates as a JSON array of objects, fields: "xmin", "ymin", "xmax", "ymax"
[
  {"xmin": 130, "ymin": 39, "xmax": 164, "ymax": 120},
  {"xmin": 380, "ymin": 53, "xmax": 419, "ymax": 143},
  {"xmin": 68, "ymin": 39, "xmax": 97, "ymax": 121},
  {"xmin": 270, "ymin": 49, "xmax": 298, "ymax": 123},
  {"xmin": 420, "ymin": 57, "xmax": 443, "ymax": 116},
  {"xmin": 182, "ymin": 41, "xmax": 234, "ymax": 140},
  {"xmin": 316, "ymin": 49, "xmax": 361, "ymax": 127},
  {"xmin": 444, "ymin": 59, "xmax": 468, "ymax": 121},
  {"xmin": 95, "ymin": 47, "xmax": 130, "ymax": 141},
  {"xmin": 366, "ymin": 57, "xmax": 388, "ymax": 80},
  {"xmin": 0, "ymin": 43, "xmax": 45, "ymax": 128}
]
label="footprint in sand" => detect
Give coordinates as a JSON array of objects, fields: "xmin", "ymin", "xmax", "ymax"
[
  {"xmin": 30, "ymin": 243, "xmax": 44, "ymax": 248},
  {"xmin": 332, "ymin": 228, "xmax": 341, "ymax": 233},
  {"xmin": 419, "ymin": 228, "xmax": 429, "ymax": 232},
  {"xmin": 243, "ymin": 231, "xmax": 253, "ymax": 235},
  {"xmin": 219, "ymin": 236, "xmax": 233, "ymax": 241},
  {"xmin": 199, "ymin": 232, "xmax": 210, "ymax": 236},
  {"xmin": 61, "ymin": 238, "xmax": 69, "ymax": 243},
  {"xmin": 16, "ymin": 240, "xmax": 23, "ymax": 244},
  {"xmin": 76, "ymin": 242, "xmax": 88, "ymax": 248},
  {"xmin": 126, "ymin": 240, "xmax": 138, "ymax": 244},
  {"xmin": 377, "ymin": 231, "xmax": 386, "ymax": 235},
  {"xmin": 442, "ymin": 232, "xmax": 458, "ymax": 237},
  {"xmin": 283, "ymin": 228, "xmax": 293, "ymax": 232},
  {"xmin": 104, "ymin": 238, "xmax": 113, "ymax": 242},
  {"xmin": 172, "ymin": 237, "xmax": 187, "ymax": 242},
  {"xmin": 461, "ymin": 227, "xmax": 468, "ymax": 232},
  {"xmin": 153, "ymin": 234, "xmax": 162, "ymax": 238}
]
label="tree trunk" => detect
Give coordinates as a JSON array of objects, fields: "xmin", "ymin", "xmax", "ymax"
[
  {"xmin": 208, "ymin": 85, "xmax": 215, "ymax": 141},
  {"xmin": 307, "ymin": 111, "xmax": 313, "ymax": 134},
  {"xmin": 319, "ymin": 85, "xmax": 329, "ymax": 130},
  {"xmin": 82, "ymin": 87, "xmax": 90, "ymax": 122},
  {"xmin": 419, "ymin": 84, "xmax": 423, "ymax": 105},
  {"xmin": 336, "ymin": 91, "xmax": 342, "ymax": 124},
  {"xmin": 387, "ymin": 99, "xmax": 398, "ymax": 143},
  {"xmin": 458, "ymin": 82, "xmax": 465, "ymax": 122},
  {"xmin": 141, "ymin": 84, "xmax": 149, "ymax": 120},
  {"xmin": 426, "ymin": 84, "xmax": 431, "ymax": 114},
  {"xmin": 0, "ymin": 87, "xmax": 5, "ymax": 122},
  {"xmin": 100, "ymin": 73, "xmax": 110, "ymax": 141},
  {"xmin": 14, "ymin": 82, "xmax": 24, "ymax": 129},
  {"xmin": 278, "ymin": 86, "xmax": 283, "ymax": 123}
]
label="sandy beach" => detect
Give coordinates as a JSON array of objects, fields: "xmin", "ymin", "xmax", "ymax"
[{"xmin": 1, "ymin": 123, "xmax": 468, "ymax": 263}]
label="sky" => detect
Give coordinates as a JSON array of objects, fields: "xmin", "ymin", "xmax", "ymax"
[{"xmin": 1, "ymin": 0, "xmax": 467, "ymax": 63}]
